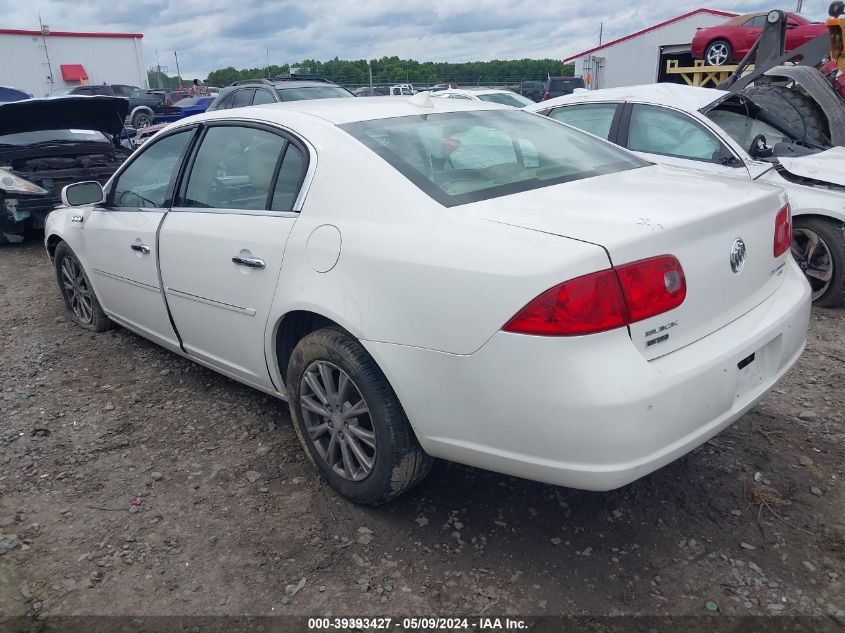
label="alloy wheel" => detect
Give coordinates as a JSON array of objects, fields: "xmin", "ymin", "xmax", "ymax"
[
  {"xmin": 60, "ymin": 256, "xmax": 93, "ymax": 323},
  {"xmin": 299, "ymin": 361, "xmax": 376, "ymax": 481},
  {"xmin": 706, "ymin": 43, "xmax": 729, "ymax": 66},
  {"xmin": 792, "ymin": 228, "xmax": 833, "ymax": 301}
]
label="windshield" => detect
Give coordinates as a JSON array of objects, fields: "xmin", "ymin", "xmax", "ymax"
[
  {"xmin": 49, "ymin": 87, "xmax": 77, "ymax": 96},
  {"xmin": 477, "ymin": 92, "xmax": 534, "ymax": 108},
  {"xmin": 173, "ymin": 97, "xmax": 200, "ymax": 107},
  {"xmin": 278, "ymin": 86, "xmax": 352, "ymax": 101},
  {"xmin": 342, "ymin": 110, "xmax": 647, "ymax": 207},
  {"xmin": 0, "ymin": 129, "xmax": 110, "ymax": 146}
]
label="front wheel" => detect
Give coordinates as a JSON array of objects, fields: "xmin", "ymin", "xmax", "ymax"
[
  {"xmin": 287, "ymin": 327, "xmax": 432, "ymax": 506},
  {"xmin": 54, "ymin": 241, "xmax": 113, "ymax": 331},
  {"xmin": 792, "ymin": 217, "xmax": 845, "ymax": 307},
  {"xmin": 704, "ymin": 40, "xmax": 732, "ymax": 66}
]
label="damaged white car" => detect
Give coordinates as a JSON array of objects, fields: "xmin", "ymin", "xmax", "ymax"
[{"xmin": 527, "ymin": 84, "xmax": 845, "ymax": 307}]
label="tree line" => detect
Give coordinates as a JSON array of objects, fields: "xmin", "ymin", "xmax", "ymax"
[{"xmin": 204, "ymin": 57, "xmax": 575, "ymax": 88}]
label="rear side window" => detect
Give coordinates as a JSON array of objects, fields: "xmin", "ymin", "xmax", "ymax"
[
  {"xmin": 342, "ymin": 110, "xmax": 646, "ymax": 207},
  {"xmin": 182, "ymin": 126, "xmax": 286, "ymax": 211},
  {"xmin": 548, "ymin": 104, "xmax": 618, "ymax": 139},
  {"xmin": 277, "ymin": 86, "xmax": 352, "ymax": 101},
  {"xmin": 270, "ymin": 145, "xmax": 307, "ymax": 211},
  {"xmin": 231, "ymin": 89, "xmax": 254, "ymax": 108},
  {"xmin": 253, "ymin": 89, "xmax": 276, "ymax": 105},
  {"xmin": 627, "ymin": 105, "xmax": 724, "ymax": 162}
]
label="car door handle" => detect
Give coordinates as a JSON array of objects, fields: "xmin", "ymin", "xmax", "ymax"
[
  {"xmin": 231, "ymin": 255, "xmax": 266, "ymax": 269},
  {"xmin": 130, "ymin": 243, "xmax": 151, "ymax": 254}
]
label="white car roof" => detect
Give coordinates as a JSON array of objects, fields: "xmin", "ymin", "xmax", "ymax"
[
  {"xmin": 179, "ymin": 94, "xmax": 512, "ymax": 127},
  {"xmin": 525, "ymin": 83, "xmax": 730, "ymax": 113}
]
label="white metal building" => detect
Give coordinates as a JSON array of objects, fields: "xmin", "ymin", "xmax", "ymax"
[
  {"xmin": 0, "ymin": 29, "xmax": 146, "ymax": 97},
  {"xmin": 565, "ymin": 8, "xmax": 736, "ymax": 90}
]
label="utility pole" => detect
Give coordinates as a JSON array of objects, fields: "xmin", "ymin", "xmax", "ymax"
[
  {"xmin": 266, "ymin": 49, "xmax": 271, "ymax": 78},
  {"xmin": 173, "ymin": 51, "xmax": 182, "ymax": 87},
  {"xmin": 368, "ymin": 60, "xmax": 373, "ymax": 87},
  {"xmin": 599, "ymin": 22, "xmax": 603, "ymax": 46},
  {"xmin": 796, "ymin": 0, "xmax": 803, "ymax": 11},
  {"xmin": 38, "ymin": 15, "xmax": 55, "ymax": 94},
  {"xmin": 155, "ymin": 50, "xmax": 163, "ymax": 88}
]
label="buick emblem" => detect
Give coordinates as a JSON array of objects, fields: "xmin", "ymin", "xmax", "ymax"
[{"xmin": 730, "ymin": 238, "xmax": 747, "ymax": 274}]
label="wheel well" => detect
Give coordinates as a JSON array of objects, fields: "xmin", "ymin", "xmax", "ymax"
[
  {"xmin": 130, "ymin": 106, "xmax": 154, "ymax": 120},
  {"xmin": 46, "ymin": 235, "xmax": 63, "ymax": 261},
  {"xmin": 275, "ymin": 311, "xmax": 341, "ymax": 383}
]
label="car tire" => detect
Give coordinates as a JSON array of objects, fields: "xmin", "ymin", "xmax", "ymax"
[
  {"xmin": 131, "ymin": 110, "xmax": 153, "ymax": 129},
  {"xmin": 792, "ymin": 217, "xmax": 845, "ymax": 308},
  {"xmin": 742, "ymin": 84, "xmax": 830, "ymax": 146},
  {"xmin": 286, "ymin": 327, "xmax": 432, "ymax": 506},
  {"xmin": 54, "ymin": 241, "xmax": 113, "ymax": 332},
  {"xmin": 704, "ymin": 40, "xmax": 733, "ymax": 66}
]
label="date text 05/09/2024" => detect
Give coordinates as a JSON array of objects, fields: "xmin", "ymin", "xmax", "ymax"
[{"xmin": 307, "ymin": 617, "xmax": 529, "ymax": 630}]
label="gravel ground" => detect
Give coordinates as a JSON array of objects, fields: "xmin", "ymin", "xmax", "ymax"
[{"xmin": 1, "ymin": 239, "xmax": 843, "ymax": 621}]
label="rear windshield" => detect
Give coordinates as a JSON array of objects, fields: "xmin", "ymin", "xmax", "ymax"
[
  {"xmin": 477, "ymin": 93, "xmax": 534, "ymax": 108},
  {"xmin": 278, "ymin": 86, "xmax": 352, "ymax": 101},
  {"xmin": 341, "ymin": 110, "xmax": 646, "ymax": 207}
]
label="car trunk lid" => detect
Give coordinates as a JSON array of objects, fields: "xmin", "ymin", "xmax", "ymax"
[{"xmin": 468, "ymin": 164, "xmax": 789, "ymax": 359}]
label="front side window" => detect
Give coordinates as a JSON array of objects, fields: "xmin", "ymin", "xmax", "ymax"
[
  {"xmin": 627, "ymin": 105, "xmax": 724, "ymax": 162},
  {"xmin": 182, "ymin": 126, "xmax": 287, "ymax": 211},
  {"xmin": 342, "ymin": 110, "xmax": 647, "ymax": 207},
  {"xmin": 548, "ymin": 103, "xmax": 618, "ymax": 140},
  {"xmin": 111, "ymin": 130, "xmax": 194, "ymax": 208}
]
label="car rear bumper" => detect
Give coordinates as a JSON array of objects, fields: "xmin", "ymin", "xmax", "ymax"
[{"xmin": 363, "ymin": 257, "xmax": 811, "ymax": 490}]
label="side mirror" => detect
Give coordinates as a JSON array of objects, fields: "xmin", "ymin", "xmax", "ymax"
[{"xmin": 62, "ymin": 181, "xmax": 105, "ymax": 207}]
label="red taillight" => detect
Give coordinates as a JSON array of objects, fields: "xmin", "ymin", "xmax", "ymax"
[
  {"xmin": 542, "ymin": 91, "xmax": 551, "ymax": 100},
  {"xmin": 503, "ymin": 255, "xmax": 686, "ymax": 337},
  {"xmin": 773, "ymin": 204, "xmax": 792, "ymax": 257},
  {"xmin": 616, "ymin": 255, "xmax": 686, "ymax": 323}
]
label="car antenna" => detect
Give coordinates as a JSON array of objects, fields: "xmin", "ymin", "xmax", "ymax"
[{"xmin": 408, "ymin": 91, "xmax": 433, "ymax": 108}]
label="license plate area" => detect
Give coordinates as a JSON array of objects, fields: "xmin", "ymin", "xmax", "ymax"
[{"xmin": 734, "ymin": 337, "xmax": 781, "ymax": 402}]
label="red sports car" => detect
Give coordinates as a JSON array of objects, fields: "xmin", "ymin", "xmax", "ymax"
[{"xmin": 691, "ymin": 12, "xmax": 827, "ymax": 66}]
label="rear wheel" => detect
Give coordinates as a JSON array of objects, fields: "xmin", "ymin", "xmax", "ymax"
[
  {"xmin": 54, "ymin": 241, "xmax": 113, "ymax": 331},
  {"xmin": 704, "ymin": 40, "xmax": 732, "ymax": 66},
  {"xmin": 792, "ymin": 217, "xmax": 845, "ymax": 307},
  {"xmin": 742, "ymin": 84, "xmax": 830, "ymax": 146},
  {"xmin": 131, "ymin": 110, "xmax": 154, "ymax": 129},
  {"xmin": 287, "ymin": 327, "xmax": 432, "ymax": 506}
]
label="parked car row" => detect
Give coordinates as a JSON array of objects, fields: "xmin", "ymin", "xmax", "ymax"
[{"xmin": 41, "ymin": 90, "xmax": 814, "ymax": 506}]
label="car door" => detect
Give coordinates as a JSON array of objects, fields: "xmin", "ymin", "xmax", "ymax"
[
  {"xmin": 545, "ymin": 103, "xmax": 623, "ymax": 141},
  {"xmin": 619, "ymin": 103, "xmax": 750, "ymax": 179},
  {"xmin": 741, "ymin": 15, "xmax": 765, "ymax": 53},
  {"xmin": 83, "ymin": 127, "xmax": 197, "ymax": 350},
  {"xmin": 158, "ymin": 122, "xmax": 309, "ymax": 390}
]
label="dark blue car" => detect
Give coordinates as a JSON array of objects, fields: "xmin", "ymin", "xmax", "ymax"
[
  {"xmin": 0, "ymin": 86, "xmax": 30, "ymax": 103},
  {"xmin": 156, "ymin": 95, "xmax": 216, "ymax": 123}
]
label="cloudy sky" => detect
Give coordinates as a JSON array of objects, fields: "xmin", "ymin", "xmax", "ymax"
[{"xmin": 0, "ymin": 0, "xmax": 833, "ymax": 79}]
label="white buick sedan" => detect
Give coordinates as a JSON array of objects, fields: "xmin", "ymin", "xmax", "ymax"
[{"xmin": 45, "ymin": 95, "xmax": 811, "ymax": 505}]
